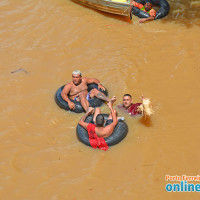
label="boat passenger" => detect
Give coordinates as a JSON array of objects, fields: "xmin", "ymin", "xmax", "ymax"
[{"xmin": 131, "ymin": 1, "xmax": 156, "ymax": 23}]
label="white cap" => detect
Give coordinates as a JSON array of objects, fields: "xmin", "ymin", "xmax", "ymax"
[{"xmin": 72, "ymin": 70, "xmax": 82, "ymax": 76}]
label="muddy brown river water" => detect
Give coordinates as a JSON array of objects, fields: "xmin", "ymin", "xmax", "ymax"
[{"xmin": 0, "ymin": 0, "xmax": 200, "ymax": 199}]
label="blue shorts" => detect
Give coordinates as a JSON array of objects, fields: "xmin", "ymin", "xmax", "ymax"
[
  {"xmin": 74, "ymin": 96, "xmax": 78, "ymax": 101},
  {"xmin": 86, "ymin": 92, "xmax": 91, "ymax": 101}
]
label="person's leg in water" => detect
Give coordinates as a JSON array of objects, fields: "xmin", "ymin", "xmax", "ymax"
[
  {"xmin": 89, "ymin": 88, "xmax": 116, "ymax": 104},
  {"xmin": 92, "ymin": 107, "xmax": 101, "ymax": 124}
]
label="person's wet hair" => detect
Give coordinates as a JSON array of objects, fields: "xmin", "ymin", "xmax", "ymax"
[
  {"xmin": 123, "ymin": 94, "xmax": 132, "ymax": 98},
  {"xmin": 96, "ymin": 114, "xmax": 104, "ymax": 126},
  {"xmin": 146, "ymin": 0, "xmax": 152, "ymax": 4}
]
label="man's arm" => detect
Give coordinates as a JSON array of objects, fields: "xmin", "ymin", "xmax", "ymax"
[
  {"xmin": 139, "ymin": 9, "xmax": 156, "ymax": 23},
  {"xmin": 61, "ymin": 83, "xmax": 75, "ymax": 110},
  {"xmin": 61, "ymin": 83, "xmax": 71, "ymax": 103},
  {"xmin": 108, "ymin": 102, "xmax": 118, "ymax": 127},
  {"xmin": 78, "ymin": 108, "xmax": 94, "ymax": 130},
  {"xmin": 97, "ymin": 103, "xmax": 118, "ymax": 138},
  {"xmin": 86, "ymin": 78, "xmax": 105, "ymax": 91},
  {"xmin": 139, "ymin": 16, "xmax": 155, "ymax": 23},
  {"xmin": 132, "ymin": 1, "xmax": 144, "ymax": 9},
  {"xmin": 78, "ymin": 113, "xmax": 89, "ymax": 130},
  {"xmin": 86, "ymin": 77, "xmax": 100, "ymax": 85}
]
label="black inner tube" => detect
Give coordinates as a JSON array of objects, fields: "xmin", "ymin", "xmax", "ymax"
[
  {"xmin": 131, "ymin": 0, "xmax": 170, "ymax": 19},
  {"xmin": 76, "ymin": 114, "xmax": 128, "ymax": 147}
]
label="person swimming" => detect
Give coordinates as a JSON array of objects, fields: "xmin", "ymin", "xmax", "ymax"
[{"xmin": 117, "ymin": 94, "xmax": 154, "ymax": 116}]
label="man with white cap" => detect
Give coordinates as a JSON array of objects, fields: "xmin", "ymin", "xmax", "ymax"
[{"xmin": 61, "ymin": 70, "xmax": 116, "ymax": 112}]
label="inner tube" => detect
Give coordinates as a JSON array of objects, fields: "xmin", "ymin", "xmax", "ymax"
[
  {"xmin": 76, "ymin": 114, "xmax": 128, "ymax": 147},
  {"xmin": 131, "ymin": 0, "xmax": 170, "ymax": 19},
  {"xmin": 54, "ymin": 83, "xmax": 108, "ymax": 113}
]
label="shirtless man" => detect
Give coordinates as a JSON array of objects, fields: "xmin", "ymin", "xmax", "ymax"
[
  {"xmin": 61, "ymin": 70, "xmax": 116, "ymax": 112},
  {"xmin": 79, "ymin": 101, "xmax": 118, "ymax": 138}
]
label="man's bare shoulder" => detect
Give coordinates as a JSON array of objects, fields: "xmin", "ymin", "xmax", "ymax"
[
  {"xmin": 65, "ymin": 81, "xmax": 73, "ymax": 87},
  {"xmin": 63, "ymin": 81, "xmax": 73, "ymax": 89}
]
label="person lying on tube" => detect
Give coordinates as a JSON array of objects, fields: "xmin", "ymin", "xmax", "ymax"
[{"xmin": 132, "ymin": 1, "xmax": 156, "ymax": 23}]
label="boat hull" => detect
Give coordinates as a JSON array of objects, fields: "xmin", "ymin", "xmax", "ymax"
[{"xmin": 72, "ymin": 0, "xmax": 131, "ymax": 16}]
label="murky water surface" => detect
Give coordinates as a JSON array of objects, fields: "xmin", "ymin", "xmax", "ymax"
[{"xmin": 0, "ymin": 0, "xmax": 200, "ymax": 199}]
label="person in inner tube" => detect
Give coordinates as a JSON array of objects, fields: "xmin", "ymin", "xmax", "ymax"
[
  {"xmin": 79, "ymin": 100, "xmax": 118, "ymax": 138},
  {"xmin": 61, "ymin": 70, "xmax": 116, "ymax": 112},
  {"xmin": 131, "ymin": 1, "xmax": 156, "ymax": 23},
  {"xmin": 118, "ymin": 94, "xmax": 154, "ymax": 116}
]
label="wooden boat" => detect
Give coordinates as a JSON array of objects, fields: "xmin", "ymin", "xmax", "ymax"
[{"xmin": 71, "ymin": 0, "xmax": 131, "ymax": 16}]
